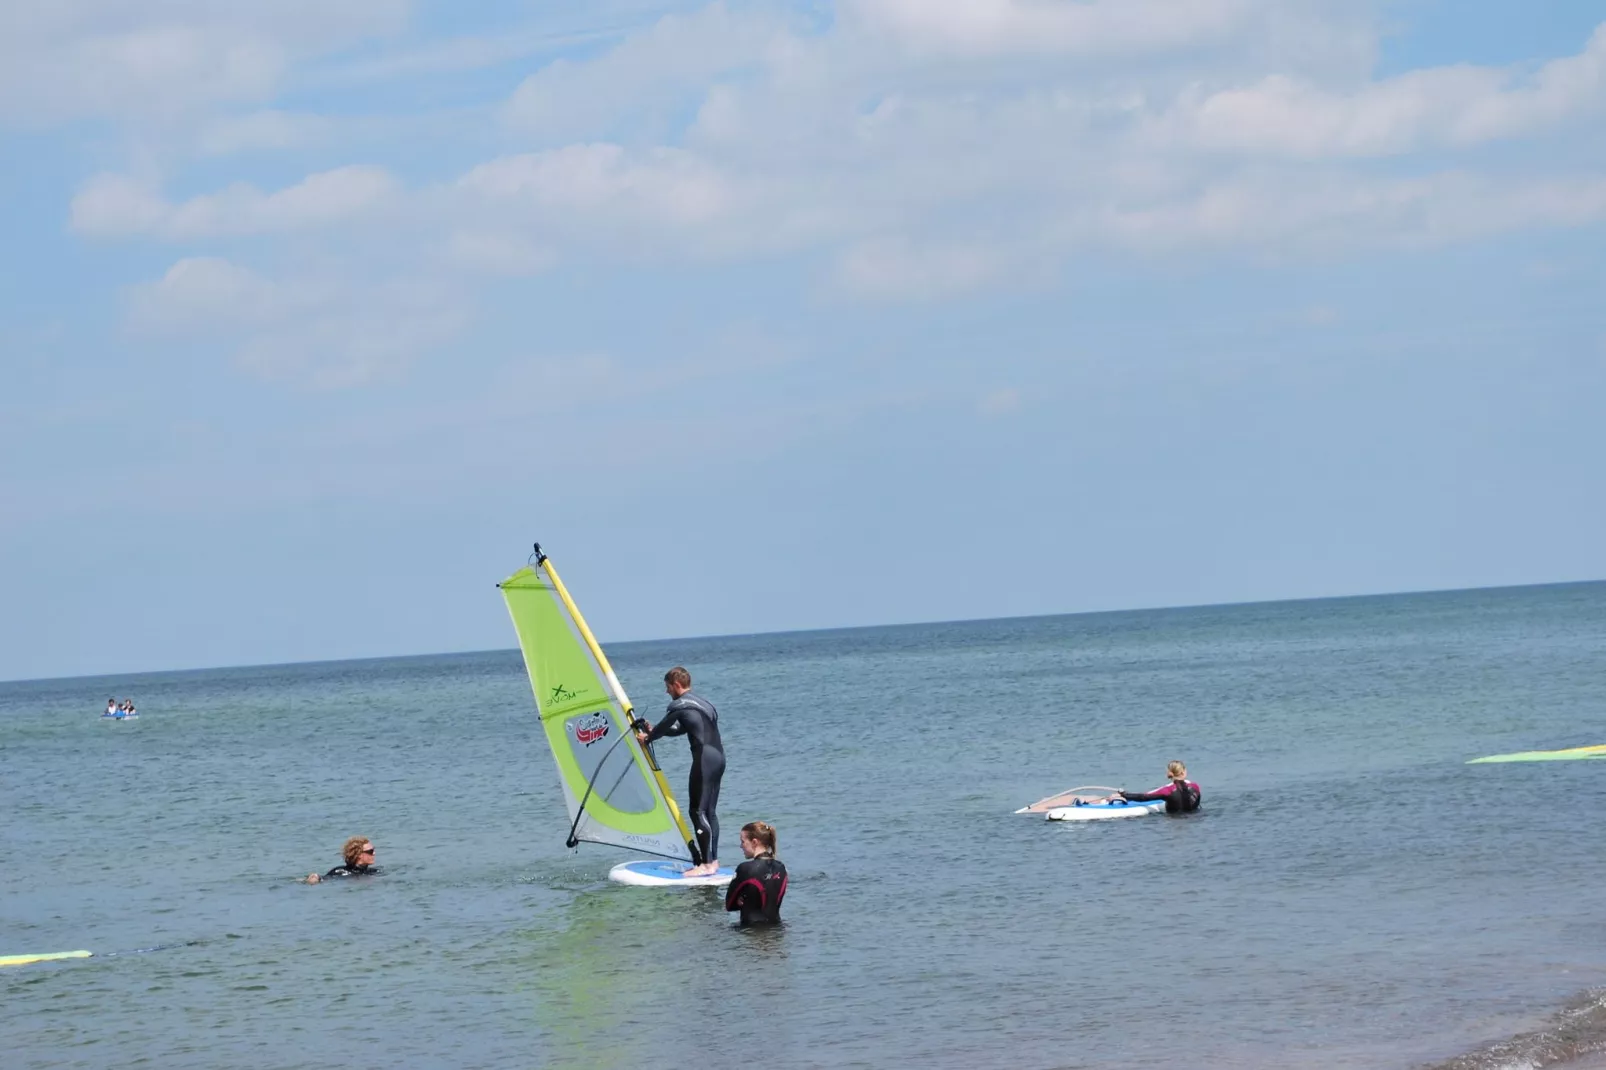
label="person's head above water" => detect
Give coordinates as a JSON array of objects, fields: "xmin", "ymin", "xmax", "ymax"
[
  {"xmin": 1167, "ymin": 760, "xmax": 1188, "ymax": 781},
  {"xmin": 342, "ymin": 836, "xmax": 376, "ymax": 869},
  {"xmin": 664, "ymin": 666, "xmax": 692, "ymax": 699},
  {"xmin": 739, "ymin": 821, "xmax": 776, "ymax": 858},
  {"xmin": 305, "ymin": 837, "xmax": 377, "ymax": 883}
]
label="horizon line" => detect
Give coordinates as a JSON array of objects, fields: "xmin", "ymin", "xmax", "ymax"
[{"xmin": 5, "ymin": 575, "xmax": 1602, "ymax": 688}]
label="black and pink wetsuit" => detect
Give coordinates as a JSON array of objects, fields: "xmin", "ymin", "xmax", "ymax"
[
  {"xmin": 1119, "ymin": 779, "xmax": 1201, "ymax": 814},
  {"xmin": 725, "ymin": 855, "xmax": 787, "ymax": 926}
]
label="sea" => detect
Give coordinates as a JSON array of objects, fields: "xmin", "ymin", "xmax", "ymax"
[{"xmin": 4, "ymin": 581, "xmax": 1606, "ymax": 1070}]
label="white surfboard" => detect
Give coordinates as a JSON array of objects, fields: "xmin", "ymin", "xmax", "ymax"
[
  {"xmin": 608, "ymin": 860, "xmax": 735, "ymax": 887},
  {"xmin": 1016, "ymin": 785, "xmax": 1130, "ymax": 815},
  {"xmin": 1045, "ymin": 798, "xmax": 1165, "ymax": 821}
]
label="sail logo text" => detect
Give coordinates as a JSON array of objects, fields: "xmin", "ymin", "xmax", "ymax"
[
  {"xmin": 574, "ymin": 713, "xmax": 610, "ymax": 746},
  {"xmin": 549, "ymin": 683, "xmax": 580, "ymax": 704}
]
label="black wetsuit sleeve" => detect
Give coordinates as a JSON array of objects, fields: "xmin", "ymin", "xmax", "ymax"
[
  {"xmin": 725, "ymin": 861, "xmax": 754, "ymax": 913},
  {"xmin": 644, "ymin": 708, "xmax": 686, "ymax": 741},
  {"xmin": 725, "ymin": 858, "xmax": 786, "ymax": 924},
  {"xmin": 1122, "ymin": 782, "xmax": 1199, "ymax": 813}
]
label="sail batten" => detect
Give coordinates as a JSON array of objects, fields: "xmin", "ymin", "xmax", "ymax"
[{"xmin": 500, "ymin": 556, "xmax": 696, "ymax": 862}]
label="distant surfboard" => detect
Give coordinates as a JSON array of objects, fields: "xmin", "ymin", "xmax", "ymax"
[
  {"xmin": 1468, "ymin": 744, "xmax": 1606, "ymax": 764},
  {"xmin": 1, "ymin": 950, "xmax": 91, "ymax": 968}
]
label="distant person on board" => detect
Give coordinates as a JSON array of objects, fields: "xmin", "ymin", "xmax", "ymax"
[
  {"xmin": 305, "ymin": 837, "xmax": 380, "ymax": 883},
  {"xmin": 105, "ymin": 699, "xmax": 116, "ymax": 717},
  {"xmin": 636, "ymin": 666, "xmax": 725, "ymax": 878},
  {"xmin": 1106, "ymin": 761, "xmax": 1201, "ymax": 814},
  {"xmin": 725, "ymin": 821, "xmax": 787, "ymax": 926}
]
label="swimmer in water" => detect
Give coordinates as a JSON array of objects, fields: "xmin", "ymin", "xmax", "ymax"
[
  {"xmin": 1105, "ymin": 760, "xmax": 1201, "ymax": 814},
  {"xmin": 725, "ymin": 821, "xmax": 787, "ymax": 926},
  {"xmin": 305, "ymin": 837, "xmax": 380, "ymax": 883},
  {"xmin": 636, "ymin": 667, "xmax": 725, "ymax": 877}
]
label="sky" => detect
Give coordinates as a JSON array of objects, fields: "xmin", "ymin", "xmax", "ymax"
[{"xmin": 2, "ymin": 0, "xmax": 1604, "ymax": 682}]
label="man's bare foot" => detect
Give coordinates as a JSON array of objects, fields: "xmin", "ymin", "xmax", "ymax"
[{"xmin": 682, "ymin": 862, "xmax": 719, "ymax": 878}]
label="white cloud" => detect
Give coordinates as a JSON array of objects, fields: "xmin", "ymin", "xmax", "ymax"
[
  {"xmin": 1165, "ymin": 23, "xmax": 1606, "ymax": 158},
  {"xmin": 72, "ymin": 166, "xmax": 400, "ymax": 240},
  {"xmin": 458, "ymin": 144, "xmax": 733, "ymax": 233},
  {"xmin": 452, "ymin": 32, "xmax": 1606, "ymax": 288},
  {"xmin": 130, "ymin": 256, "xmax": 467, "ymax": 388},
  {"xmin": 834, "ymin": 238, "xmax": 1018, "ymax": 301},
  {"xmin": 1097, "ymin": 172, "xmax": 1606, "ymax": 252},
  {"xmin": 46, "ymin": 0, "xmax": 1606, "ymax": 355},
  {"xmin": 1, "ymin": 25, "xmax": 284, "ymax": 125},
  {"xmin": 0, "ymin": 0, "xmax": 407, "ymax": 124},
  {"xmin": 493, "ymin": 322, "xmax": 799, "ymax": 410},
  {"xmin": 502, "ymin": 2, "xmax": 797, "ymax": 142},
  {"xmin": 130, "ymin": 256, "xmax": 270, "ymax": 328},
  {"xmin": 838, "ymin": 0, "xmax": 1261, "ymax": 58},
  {"xmin": 445, "ymin": 230, "xmax": 555, "ymax": 277},
  {"xmin": 194, "ymin": 110, "xmax": 335, "ymax": 155}
]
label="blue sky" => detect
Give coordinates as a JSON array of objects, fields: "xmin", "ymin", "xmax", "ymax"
[{"xmin": 2, "ymin": 0, "xmax": 1604, "ymax": 681}]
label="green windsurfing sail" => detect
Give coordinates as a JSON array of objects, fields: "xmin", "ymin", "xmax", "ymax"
[
  {"xmin": 499, "ymin": 546, "xmax": 696, "ymax": 861},
  {"xmin": 1467, "ymin": 743, "xmax": 1606, "ymax": 764}
]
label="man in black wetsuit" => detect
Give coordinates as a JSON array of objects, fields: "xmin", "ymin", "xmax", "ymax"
[
  {"xmin": 305, "ymin": 837, "xmax": 380, "ymax": 883},
  {"xmin": 636, "ymin": 666, "xmax": 725, "ymax": 878}
]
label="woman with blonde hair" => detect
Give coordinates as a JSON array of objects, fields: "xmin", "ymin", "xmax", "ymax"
[
  {"xmin": 1106, "ymin": 760, "xmax": 1201, "ymax": 814},
  {"xmin": 724, "ymin": 821, "xmax": 787, "ymax": 926}
]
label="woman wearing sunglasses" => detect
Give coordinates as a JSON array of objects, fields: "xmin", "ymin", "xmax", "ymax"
[{"xmin": 305, "ymin": 837, "xmax": 380, "ymax": 883}]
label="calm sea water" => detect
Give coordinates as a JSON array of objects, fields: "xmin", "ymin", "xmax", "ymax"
[{"xmin": 4, "ymin": 582, "xmax": 1606, "ymax": 1069}]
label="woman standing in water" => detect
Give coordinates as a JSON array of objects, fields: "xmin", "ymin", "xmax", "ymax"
[{"xmin": 725, "ymin": 821, "xmax": 787, "ymax": 926}]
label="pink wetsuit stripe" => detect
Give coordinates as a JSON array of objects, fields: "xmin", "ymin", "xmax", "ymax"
[{"xmin": 727, "ymin": 878, "xmax": 764, "ymax": 911}]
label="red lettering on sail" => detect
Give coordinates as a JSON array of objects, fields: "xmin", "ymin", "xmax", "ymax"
[{"xmin": 575, "ymin": 713, "xmax": 610, "ymax": 746}]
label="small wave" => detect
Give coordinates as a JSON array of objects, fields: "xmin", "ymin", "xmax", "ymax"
[{"xmin": 1420, "ymin": 990, "xmax": 1606, "ymax": 1070}]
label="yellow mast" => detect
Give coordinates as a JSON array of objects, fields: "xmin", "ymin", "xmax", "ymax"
[{"xmin": 535, "ymin": 548, "xmax": 699, "ymax": 857}]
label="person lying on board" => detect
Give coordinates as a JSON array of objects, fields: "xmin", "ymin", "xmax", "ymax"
[
  {"xmin": 635, "ymin": 666, "xmax": 726, "ymax": 878},
  {"xmin": 726, "ymin": 821, "xmax": 787, "ymax": 926},
  {"xmin": 305, "ymin": 837, "xmax": 381, "ymax": 883},
  {"xmin": 1104, "ymin": 760, "xmax": 1201, "ymax": 814}
]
